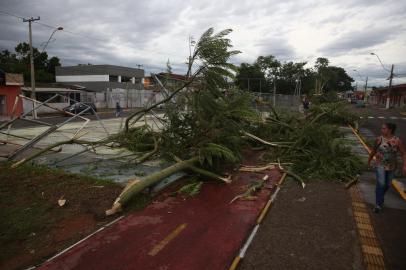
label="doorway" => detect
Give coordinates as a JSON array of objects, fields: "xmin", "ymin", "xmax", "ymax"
[{"xmin": 0, "ymin": 95, "xmax": 6, "ymax": 116}]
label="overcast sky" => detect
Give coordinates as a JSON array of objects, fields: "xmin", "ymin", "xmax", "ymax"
[{"xmin": 1, "ymin": 0, "xmax": 406, "ymax": 87}]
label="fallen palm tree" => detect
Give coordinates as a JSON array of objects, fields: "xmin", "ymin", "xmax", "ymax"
[{"xmin": 8, "ymin": 28, "xmax": 362, "ymax": 216}]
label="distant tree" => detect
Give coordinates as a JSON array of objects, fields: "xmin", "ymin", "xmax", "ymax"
[
  {"xmin": 235, "ymin": 63, "xmax": 266, "ymax": 92},
  {"xmin": 314, "ymin": 57, "xmax": 353, "ymax": 93},
  {"xmin": 47, "ymin": 56, "xmax": 61, "ymax": 74},
  {"xmin": 0, "ymin": 42, "xmax": 61, "ymax": 83},
  {"xmin": 235, "ymin": 55, "xmax": 353, "ymax": 95},
  {"xmin": 315, "ymin": 57, "xmax": 329, "ymax": 71},
  {"xmin": 323, "ymin": 66, "xmax": 354, "ymax": 92},
  {"xmin": 256, "ymin": 55, "xmax": 280, "ymax": 77}
]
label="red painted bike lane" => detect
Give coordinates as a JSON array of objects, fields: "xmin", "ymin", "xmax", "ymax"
[{"xmin": 38, "ymin": 169, "xmax": 281, "ymax": 270}]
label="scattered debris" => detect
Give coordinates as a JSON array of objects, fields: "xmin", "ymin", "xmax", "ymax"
[
  {"xmin": 177, "ymin": 181, "xmax": 203, "ymax": 197},
  {"xmin": 58, "ymin": 196, "xmax": 66, "ymax": 207},
  {"xmin": 239, "ymin": 163, "xmax": 276, "ymax": 172},
  {"xmin": 230, "ymin": 179, "xmax": 265, "ymax": 204},
  {"xmin": 297, "ymin": 197, "xmax": 306, "ymax": 202}
]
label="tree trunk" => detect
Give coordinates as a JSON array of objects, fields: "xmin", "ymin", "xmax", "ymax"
[{"xmin": 106, "ymin": 156, "xmax": 199, "ymax": 215}]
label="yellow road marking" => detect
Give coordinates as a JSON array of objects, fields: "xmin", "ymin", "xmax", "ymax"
[
  {"xmin": 350, "ymin": 186, "xmax": 386, "ymax": 269},
  {"xmin": 148, "ymin": 223, "xmax": 187, "ymax": 256},
  {"xmin": 392, "ymin": 180, "xmax": 406, "ymax": 201},
  {"xmin": 228, "ymin": 256, "xmax": 241, "ymax": 270}
]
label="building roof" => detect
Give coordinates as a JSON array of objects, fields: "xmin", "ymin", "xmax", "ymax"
[
  {"xmin": 22, "ymin": 87, "xmax": 83, "ymax": 93},
  {"xmin": 374, "ymin": 83, "xmax": 406, "ymax": 92},
  {"xmin": 156, "ymin": 72, "xmax": 187, "ymax": 81},
  {"xmin": 56, "ymin": 64, "xmax": 144, "ymax": 78},
  {"xmin": 22, "ymin": 83, "xmax": 85, "ymax": 93},
  {"xmin": 0, "ymin": 71, "xmax": 24, "ymax": 86}
]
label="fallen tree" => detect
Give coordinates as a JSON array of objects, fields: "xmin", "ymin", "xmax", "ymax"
[{"xmin": 9, "ymin": 28, "xmax": 362, "ymax": 215}]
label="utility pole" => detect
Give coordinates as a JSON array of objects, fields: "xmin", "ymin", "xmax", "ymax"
[
  {"xmin": 23, "ymin": 16, "xmax": 40, "ymax": 118},
  {"xmin": 273, "ymin": 76, "xmax": 276, "ymax": 107},
  {"xmin": 370, "ymin": 53, "xmax": 394, "ymax": 109},
  {"xmin": 386, "ymin": 64, "xmax": 394, "ymax": 109},
  {"xmin": 364, "ymin": 76, "xmax": 368, "ymax": 102},
  {"xmin": 259, "ymin": 79, "xmax": 262, "ymax": 94}
]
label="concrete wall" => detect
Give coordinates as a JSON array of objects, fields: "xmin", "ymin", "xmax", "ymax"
[
  {"xmin": 22, "ymin": 99, "xmax": 70, "ymax": 115},
  {"xmin": 81, "ymin": 89, "xmax": 164, "ymax": 109}
]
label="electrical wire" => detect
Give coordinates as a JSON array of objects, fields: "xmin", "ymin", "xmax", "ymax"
[
  {"xmin": 371, "ymin": 53, "xmax": 391, "ymax": 73},
  {"xmin": 0, "ymin": 9, "xmax": 107, "ymax": 42},
  {"xmin": 0, "ymin": 10, "xmax": 24, "ymax": 19},
  {"xmin": 0, "ymin": 9, "xmax": 193, "ymax": 68}
]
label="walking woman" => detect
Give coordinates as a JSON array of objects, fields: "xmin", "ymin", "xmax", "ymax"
[{"xmin": 368, "ymin": 123, "xmax": 406, "ymax": 213}]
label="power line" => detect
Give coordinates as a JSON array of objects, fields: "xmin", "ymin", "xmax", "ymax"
[
  {"xmin": 0, "ymin": 9, "xmax": 107, "ymax": 42},
  {"xmin": 0, "ymin": 10, "xmax": 24, "ymax": 19},
  {"xmin": 0, "ymin": 9, "xmax": 188, "ymax": 66}
]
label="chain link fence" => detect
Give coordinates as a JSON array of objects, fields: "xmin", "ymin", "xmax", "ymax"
[{"xmin": 252, "ymin": 92, "xmax": 301, "ymax": 112}]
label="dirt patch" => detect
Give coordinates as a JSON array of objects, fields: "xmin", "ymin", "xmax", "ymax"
[
  {"xmin": 239, "ymin": 181, "xmax": 364, "ymax": 270},
  {"xmin": 0, "ymin": 164, "xmax": 122, "ymax": 270}
]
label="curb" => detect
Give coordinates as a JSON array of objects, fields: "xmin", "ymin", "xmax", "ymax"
[{"xmin": 228, "ymin": 172, "xmax": 287, "ymax": 270}]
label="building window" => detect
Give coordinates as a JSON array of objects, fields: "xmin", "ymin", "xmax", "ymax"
[
  {"xmin": 121, "ymin": 76, "xmax": 132, "ymax": 83},
  {"xmin": 109, "ymin": 75, "xmax": 118, "ymax": 82}
]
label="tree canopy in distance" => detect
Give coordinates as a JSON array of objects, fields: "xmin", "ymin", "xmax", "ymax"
[{"xmin": 0, "ymin": 42, "xmax": 61, "ymax": 83}]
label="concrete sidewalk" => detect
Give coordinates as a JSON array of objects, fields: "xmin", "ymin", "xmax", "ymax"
[
  {"xmin": 356, "ymin": 127, "xmax": 406, "ymax": 270},
  {"xmin": 239, "ymin": 181, "xmax": 364, "ymax": 270}
]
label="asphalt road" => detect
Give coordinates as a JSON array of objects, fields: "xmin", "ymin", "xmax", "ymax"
[{"xmin": 357, "ymin": 108, "xmax": 406, "ymax": 143}]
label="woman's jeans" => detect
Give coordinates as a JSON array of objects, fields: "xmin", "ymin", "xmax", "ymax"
[{"xmin": 375, "ymin": 166, "xmax": 394, "ymax": 206}]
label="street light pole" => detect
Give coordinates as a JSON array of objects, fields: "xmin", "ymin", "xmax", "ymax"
[
  {"xmin": 387, "ymin": 64, "xmax": 394, "ymax": 109},
  {"xmin": 41, "ymin": 26, "xmax": 63, "ymax": 53},
  {"xmin": 364, "ymin": 76, "xmax": 368, "ymax": 102},
  {"xmin": 23, "ymin": 16, "xmax": 40, "ymax": 118},
  {"xmin": 273, "ymin": 76, "xmax": 276, "ymax": 107},
  {"xmin": 370, "ymin": 53, "xmax": 394, "ymax": 109}
]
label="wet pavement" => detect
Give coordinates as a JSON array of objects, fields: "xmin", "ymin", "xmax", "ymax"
[
  {"xmin": 35, "ymin": 157, "xmax": 281, "ymax": 270},
  {"xmin": 0, "ymin": 115, "xmax": 167, "ymax": 185}
]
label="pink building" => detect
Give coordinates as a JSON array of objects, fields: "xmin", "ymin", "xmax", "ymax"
[
  {"xmin": 370, "ymin": 84, "xmax": 406, "ymax": 108},
  {"xmin": 0, "ymin": 72, "xmax": 23, "ymax": 121}
]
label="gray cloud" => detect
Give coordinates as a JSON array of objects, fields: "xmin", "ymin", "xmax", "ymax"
[
  {"xmin": 255, "ymin": 36, "xmax": 296, "ymax": 61},
  {"xmin": 320, "ymin": 27, "xmax": 399, "ymax": 56},
  {"xmin": 1, "ymin": 0, "xmax": 406, "ymax": 83}
]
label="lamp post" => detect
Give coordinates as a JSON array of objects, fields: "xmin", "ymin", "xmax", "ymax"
[
  {"xmin": 23, "ymin": 16, "xmax": 40, "ymax": 118},
  {"xmin": 353, "ymin": 69, "xmax": 368, "ymax": 102},
  {"xmin": 370, "ymin": 52, "xmax": 394, "ymax": 109},
  {"xmin": 41, "ymin": 26, "xmax": 63, "ymax": 53}
]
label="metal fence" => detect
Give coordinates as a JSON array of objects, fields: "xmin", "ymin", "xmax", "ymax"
[
  {"xmin": 80, "ymin": 89, "xmax": 165, "ymax": 109},
  {"xmin": 252, "ymin": 92, "xmax": 301, "ymax": 111}
]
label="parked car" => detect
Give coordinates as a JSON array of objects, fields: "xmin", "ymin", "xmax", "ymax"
[
  {"xmin": 63, "ymin": 102, "xmax": 97, "ymax": 115},
  {"xmin": 356, "ymin": 100, "xmax": 365, "ymax": 108}
]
